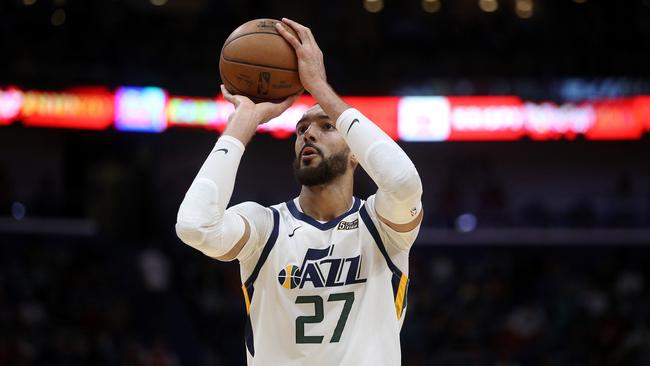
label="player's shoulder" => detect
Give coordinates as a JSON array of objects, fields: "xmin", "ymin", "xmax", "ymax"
[
  {"xmin": 357, "ymin": 194, "xmax": 384, "ymax": 231},
  {"xmin": 360, "ymin": 194, "xmax": 376, "ymax": 214},
  {"xmin": 227, "ymin": 201, "xmax": 276, "ymax": 223},
  {"xmin": 229, "ymin": 200, "xmax": 269, "ymax": 212}
]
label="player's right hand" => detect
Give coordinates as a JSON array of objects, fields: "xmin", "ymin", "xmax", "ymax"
[{"xmin": 275, "ymin": 18, "xmax": 328, "ymax": 96}]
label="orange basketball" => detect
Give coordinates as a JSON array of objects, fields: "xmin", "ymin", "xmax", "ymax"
[{"xmin": 219, "ymin": 19, "xmax": 302, "ymax": 103}]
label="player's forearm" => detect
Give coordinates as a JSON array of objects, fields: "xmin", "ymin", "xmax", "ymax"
[
  {"xmin": 336, "ymin": 108, "xmax": 423, "ymax": 224},
  {"xmin": 180, "ymin": 109, "xmax": 256, "ymax": 235},
  {"xmin": 309, "ymin": 81, "xmax": 350, "ymax": 122},
  {"xmin": 221, "ymin": 109, "xmax": 261, "ymax": 146},
  {"xmin": 175, "ymin": 135, "xmax": 246, "ymax": 256}
]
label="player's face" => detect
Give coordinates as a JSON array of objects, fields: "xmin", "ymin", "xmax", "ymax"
[{"xmin": 293, "ymin": 105, "xmax": 352, "ymax": 186}]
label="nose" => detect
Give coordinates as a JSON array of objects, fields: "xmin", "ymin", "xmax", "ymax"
[{"xmin": 303, "ymin": 124, "xmax": 318, "ymax": 142}]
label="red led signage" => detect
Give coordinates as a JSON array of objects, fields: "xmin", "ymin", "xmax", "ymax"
[
  {"xmin": 446, "ymin": 96, "xmax": 526, "ymax": 141},
  {"xmin": 20, "ymin": 88, "xmax": 114, "ymax": 130},
  {"xmin": 633, "ymin": 96, "xmax": 650, "ymax": 133},
  {"xmin": 1, "ymin": 85, "xmax": 649, "ymax": 141},
  {"xmin": 0, "ymin": 87, "xmax": 23, "ymax": 125},
  {"xmin": 585, "ymin": 99, "xmax": 644, "ymax": 140},
  {"xmin": 523, "ymin": 102, "xmax": 595, "ymax": 140},
  {"xmin": 343, "ymin": 96, "xmax": 400, "ymax": 140}
]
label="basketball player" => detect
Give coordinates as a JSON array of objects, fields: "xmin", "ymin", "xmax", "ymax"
[{"xmin": 176, "ymin": 18, "xmax": 423, "ymax": 365}]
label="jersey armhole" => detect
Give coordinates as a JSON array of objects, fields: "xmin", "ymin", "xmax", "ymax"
[
  {"xmin": 359, "ymin": 204, "xmax": 409, "ymax": 320},
  {"xmin": 240, "ymin": 206, "xmax": 280, "ymax": 358}
]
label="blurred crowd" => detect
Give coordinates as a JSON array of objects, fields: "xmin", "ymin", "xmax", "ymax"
[
  {"xmin": 403, "ymin": 246, "xmax": 650, "ymax": 365},
  {"xmin": 2, "ymin": 237, "xmax": 650, "ymax": 366},
  {"xmin": 1, "ymin": 132, "xmax": 649, "ymax": 239}
]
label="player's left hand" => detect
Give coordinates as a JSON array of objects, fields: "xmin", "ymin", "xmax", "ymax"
[
  {"xmin": 275, "ymin": 18, "xmax": 328, "ymax": 95},
  {"xmin": 221, "ymin": 84, "xmax": 300, "ymax": 125}
]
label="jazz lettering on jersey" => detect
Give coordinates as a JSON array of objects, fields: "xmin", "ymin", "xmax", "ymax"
[{"xmin": 278, "ymin": 245, "xmax": 367, "ymax": 290}]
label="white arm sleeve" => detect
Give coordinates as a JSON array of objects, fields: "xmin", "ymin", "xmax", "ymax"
[
  {"xmin": 336, "ymin": 108, "xmax": 423, "ymax": 226},
  {"xmin": 176, "ymin": 135, "xmax": 268, "ymax": 261}
]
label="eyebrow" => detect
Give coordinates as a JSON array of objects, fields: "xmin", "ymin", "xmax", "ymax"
[{"xmin": 296, "ymin": 113, "xmax": 331, "ymax": 127}]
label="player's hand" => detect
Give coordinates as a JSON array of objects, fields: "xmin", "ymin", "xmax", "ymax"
[
  {"xmin": 275, "ymin": 18, "xmax": 328, "ymax": 95},
  {"xmin": 221, "ymin": 84, "xmax": 300, "ymax": 125}
]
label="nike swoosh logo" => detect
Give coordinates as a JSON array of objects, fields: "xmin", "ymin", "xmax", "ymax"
[
  {"xmin": 288, "ymin": 226, "xmax": 302, "ymax": 237},
  {"xmin": 213, "ymin": 148, "xmax": 229, "ymax": 155},
  {"xmin": 346, "ymin": 119, "xmax": 359, "ymax": 135}
]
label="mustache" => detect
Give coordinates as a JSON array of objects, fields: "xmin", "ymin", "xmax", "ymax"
[{"xmin": 300, "ymin": 142, "xmax": 323, "ymax": 157}]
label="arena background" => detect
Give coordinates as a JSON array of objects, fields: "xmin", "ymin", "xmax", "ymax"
[{"xmin": 1, "ymin": 0, "xmax": 650, "ymax": 365}]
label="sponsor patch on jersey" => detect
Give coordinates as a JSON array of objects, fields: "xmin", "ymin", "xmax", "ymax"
[
  {"xmin": 278, "ymin": 245, "xmax": 366, "ymax": 290},
  {"xmin": 337, "ymin": 219, "xmax": 358, "ymax": 231}
]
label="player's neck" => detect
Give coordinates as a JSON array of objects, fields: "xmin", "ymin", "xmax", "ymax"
[{"xmin": 298, "ymin": 174, "xmax": 354, "ymax": 221}]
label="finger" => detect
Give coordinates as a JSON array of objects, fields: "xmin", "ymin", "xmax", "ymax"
[
  {"xmin": 302, "ymin": 24, "xmax": 317, "ymax": 44},
  {"xmin": 275, "ymin": 22, "xmax": 302, "ymax": 49},
  {"xmin": 283, "ymin": 18, "xmax": 319, "ymax": 51},
  {"xmin": 220, "ymin": 84, "xmax": 239, "ymax": 106},
  {"xmin": 220, "ymin": 84, "xmax": 231, "ymax": 99},
  {"xmin": 279, "ymin": 92, "xmax": 301, "ymax": 109},
  {"xmin": 263, "ymin": 93, "xmax": 301, "ymax": 119},
  {"xmin": 281, "ymin": 18, "xmax": 310, "ymax": 41},
  {"xmin": 281, "ymin": 18, "xmax": 307, "ymax": 33}
]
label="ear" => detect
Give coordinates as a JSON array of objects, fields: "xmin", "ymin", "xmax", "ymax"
[{"xmin": 349, "ymin": 153, "xmax": 358, "ymax": 168}]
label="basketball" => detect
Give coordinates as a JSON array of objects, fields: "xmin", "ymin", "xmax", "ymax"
[{"xmin": 219, "ymin": 19, "xmax": 302, "ymax": 103}]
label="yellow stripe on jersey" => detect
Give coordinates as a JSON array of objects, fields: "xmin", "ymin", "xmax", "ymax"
[
  {"xmin": 394, "ymin": 273, "xmax": 408, "ymax": 320},
  {"xmin": 242, "ymin": 285, "xmax": 251, "ymax": 315},
  {"xmin": 283, "ymin": 265, "xmax": 292, "ymax": 289}
]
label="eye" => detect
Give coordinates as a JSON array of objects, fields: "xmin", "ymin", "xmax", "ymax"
[
  {"xmin": 297, "ymin": 125, "xmax": 307, "ymax": 134},
  {"xmin": 325, "ymin": 123, "xmax": 335, "ymax": 130}
]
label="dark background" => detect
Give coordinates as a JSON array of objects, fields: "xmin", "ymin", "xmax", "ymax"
[
  {"xmin": 2, "ymin": 0, "xmax": 650, "ymax": 96},
  {"xmin": 1, "ymin": 0, "xmax": 650, "ymax": 365}
]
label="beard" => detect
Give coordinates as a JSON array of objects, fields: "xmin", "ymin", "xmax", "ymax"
[{"xmin": 293, "ymin": 147, "xmax": 350, "ymax": 187}]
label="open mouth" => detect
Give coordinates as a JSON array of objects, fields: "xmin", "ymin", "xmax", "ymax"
[
  {"xmin": 300, "ymin": 146, "xmax": 321, "ymax": 164},
  {"xmin": 301, "ymin": 146, "xmax": 318, "ymax": 157}
]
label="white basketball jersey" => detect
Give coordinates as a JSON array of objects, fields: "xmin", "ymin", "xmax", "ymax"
[{"xmin": 239, "ymin": 196, "xmax": 414, "ymax": 366}]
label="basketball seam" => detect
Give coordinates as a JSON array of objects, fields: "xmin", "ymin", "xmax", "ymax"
[
  {"xmin": 222, "ymin": 31, "xmax": 283, "ymax": 49},
  {"xmin": 221, "ymin": 32, "xmax": 298, "ymax": 72},
  {"xmin": 221, "ymin": 73, "xmax": 291, "ymax": 103},
  {"xmin": 220, "ymin": 56, "xmax": 298, "ymax": 72},
  {"xmin": 220, "ymin": 74, "xmax": 248, "ymax": 95}
]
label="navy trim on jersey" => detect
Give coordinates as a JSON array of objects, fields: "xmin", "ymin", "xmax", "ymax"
[
  {"xmin": 244, "ymin": 284, "xmax": 255, "ymax": 356},
  {"xmin": 359, "ymin": 204, "xmax": 402, "ymax": 276},
  {"xmin": 242, "ymin": 207, "xmax": 280, "ymax": 357},
  {"xmin": 285, "ymin": 197, "xmax": 361, "ymax": 231},
  {"xmin": 360, "ymin": 204, "xmax": 409, "ymax": 319},
  {"xmin": 244, "ymin": 207, "xmax": 280, "ymax": 287}
]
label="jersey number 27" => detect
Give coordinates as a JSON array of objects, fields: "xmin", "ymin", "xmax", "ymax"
[{"xmin": 295, "ymin": 292, "xmax": 354, "ymax": 344}]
